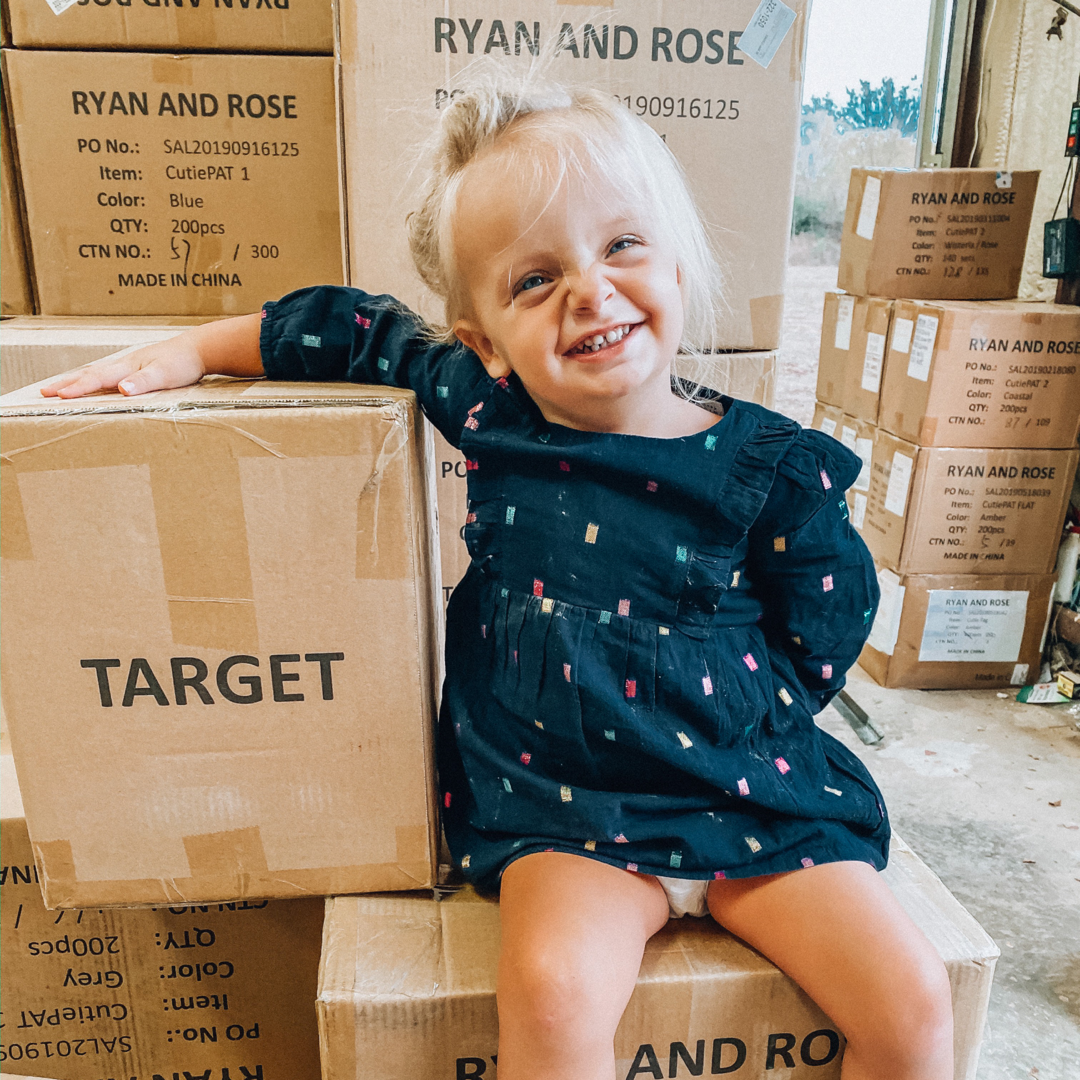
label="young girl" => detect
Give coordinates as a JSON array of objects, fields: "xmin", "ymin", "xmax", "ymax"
[{"xmin": 47, "ymin": 76, "xmax": 954, "ymax": 1080}]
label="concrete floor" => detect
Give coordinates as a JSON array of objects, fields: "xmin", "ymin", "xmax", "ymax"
[{"xmin": 780, "ymin": 264, "xmax": 1080, "ymax": 1078}]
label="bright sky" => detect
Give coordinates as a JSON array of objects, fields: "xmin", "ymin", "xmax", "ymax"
[{"xmin": 803, "ymin": 0, "xmax": 934, "ymax": 103}]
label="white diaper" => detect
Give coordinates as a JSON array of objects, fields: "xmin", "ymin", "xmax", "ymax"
[{"xmin": 656, "ymin": 875, "xmax": 710, "ymax": 919}]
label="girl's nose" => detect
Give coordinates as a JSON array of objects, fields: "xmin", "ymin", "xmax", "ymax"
[{"xmin": 565, "ymin": 264, "xmax": 614, "ymax": 312}]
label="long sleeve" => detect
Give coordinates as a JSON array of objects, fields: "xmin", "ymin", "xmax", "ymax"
[
  {"xmin": 747, "ymin": 428, "xmax": 880, "ymax": 713},
  {"xmin": 260, "ymin": 285, "xmax": 493, "ymax": 449}
]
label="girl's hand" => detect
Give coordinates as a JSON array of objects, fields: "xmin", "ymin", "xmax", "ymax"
[
  {"xmin": 39, "ymin": 312, "xmax": 264, "ymax": 399},
  {"xmin": 40, "ymin": 336, "xmax": 207, "ymax": 399}
]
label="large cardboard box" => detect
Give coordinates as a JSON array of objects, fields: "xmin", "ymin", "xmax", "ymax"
[
  {"xmin": 0, "ymin": 316, "xmax": 211, "ymax": 395},
  {"xmin": 877, "ymin": 299, "xmax": 1080, "ymax": 449},
  {"xmin": 859, "ymin": 428, "xmax": 1075, "ymax": 576},
  {"xmin": 4, "ymin": 49, "xmax": 343, "ymax": 316},
  {"xmin": 5, "ymin": 0, "xmax": 333, "ymax": 53},
  {"xmin": 317, "ymin": 837, "xmax": 997, "ymax": 1080},
  {"xmin": 0, "ymin": 378, "xmax": 440, "ymax": 907},
  {"xmin": 0, "ymin": 755, "xmax": 323, "ymax": 1080},
  {"xmin": 339, "ymin": 1, "xmax": 810, "ymax": 351},
  {"xmin": 838, "ymin": 169, "xmax": 1039, "ymax": 300},
  {"xmin": 861, "ymin": 570, "xmax": 1055, "ymax": 689},
  {"xmin": 1, "ymin": 84, "xmax": 33, "ymax": 315},
  {"xmin": 814, "ymin": 291, "xmax": 892, "ymax": 421}
]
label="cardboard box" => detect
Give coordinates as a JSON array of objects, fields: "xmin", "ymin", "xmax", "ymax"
[
  {"xmin": 339, "ymin": 1, "xmax": 810, "ymax": 351},
  {"xmin": 861, "ymin": 570, "xmax": 1055, "ymax": 689},
  {"xmin": 5, "ymin": 0, "xmax": 333, "ymax": 53},
  {"xmin": 0, "ymin": 316, "xmax": 211, "ymax": 395},
  {"xmin": 877, "ymin": 299, "xmax": 1080, "ymax": 449},
  {"xmin": 0, "ymin": 377, "xmax": 440, "ymax": 907},
  {"xmin": 4, "ymin": 49, "xmax": 343, "ymax": 316},
  {"xmin": 838, "ymin": 169, "xmax": 1039, "ymax": 300},
  {"xmin": 1, "ymin": 84, "xmax": 33, "ymax": 315},
  {"xmin": 814, "ymin": 292, "xmax": 893, "ymax": 422},
  {"xmin": 810, "ymin": 402, "xmax": 872, "ymax": 525},
  {"xmin": 672, "ymin": 349, "xmax": 777, "ymax": 409},
  {"xmin": 859, "ymin": 428, "xmax": 1075, "ymax": 576},
  {"xmin": 0, "ymin": 755, "xmax": 323, "ymax": 1079},
  {"xmin": 317, "ymin": 837, "xmax": 997, "ymax": 1080}
]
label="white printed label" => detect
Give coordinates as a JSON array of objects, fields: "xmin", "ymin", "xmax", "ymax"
[
  {"xmin": 45, "ymin": 0, "xmax": 79, "ymax": 13},
  {"xmin": 861, "ymin": 332, "xmax": 886, "ymax": 392},
  {"xmin": 1023, "ymin": 682, "xmax": 1065, "ymax": 703},
  {"xmin": 851, "ymin": 491, "xmax": 867, "ymax": 530},
  {"xmin": 891, "ymin": 317, "xmax": 914, "ymax": 354},
  {"xmin": 907, "ymin": 315, "xmax": 939, "ymax": 382},
  {"xmin": 866, "ymin": 568, "xmax": 905, "ymax": 655},
  {"xmin": 995, "ymin": 171, "xmax": 1013, "ymax": 189},
  {"xmin": 738, "ymin": 0, "xmax": 797, "ymax": 68},
  {"xmin": 834, "ymin": 295, "xmax": 855, "ymax": 351},
  {"xmin": 854, "ymin": 437, "xmax": 873, "ymax": 492},
  {"xmin": 1011, "ymin": 663, "xmax": 1029, "ymax": 686},
  {"xmin": 884, "ymin": 451, "xmax": 913, "ymax": 516},
  {"xmin": 840, "ymin": 425, "xmax": 857, "ymax": 451},
  {"xmin": 855, "ymin": 176, "xmax": 881, "ymax": 240},
  {"xmin": 818, "ymin": 416, "xmax": 838, "ymax": 437},
  {"xmin": 919, "ymin": 590, "xmax": 1029, "ymax": 663}
]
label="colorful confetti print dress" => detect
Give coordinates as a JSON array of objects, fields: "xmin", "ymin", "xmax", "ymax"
[{"xmin": 262, "ymin": 287, "xmax": 889, "ymax": 889}]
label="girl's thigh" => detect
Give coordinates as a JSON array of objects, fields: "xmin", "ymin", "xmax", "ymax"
[
  {"xmin": 706, "ymin": 861, "xmax": 953, "ymax": 1061},
  {"xmin": 497, "ymin": 852, "xmax": 670, "ymax": 1038}
]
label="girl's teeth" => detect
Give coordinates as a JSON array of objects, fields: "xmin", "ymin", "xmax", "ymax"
[{"xmin": 576, "ymin": 326, "xmax": 629, "ymax": 353}]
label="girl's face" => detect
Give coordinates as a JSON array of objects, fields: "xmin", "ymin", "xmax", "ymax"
[{"xmin": 451, "ymin": 147, "xmax": 701, "ymax": 436}]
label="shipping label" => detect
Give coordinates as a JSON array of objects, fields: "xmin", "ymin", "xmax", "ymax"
[
  {"xmin": 918, "ymin": 589, "xmax": 1028, "ymax": 662},
  {"xmin": 861, "ymin": 331, "xmax": 885, "ymax": 392},
  {"xmin": 833, "ymin": 295, "xmax": 855, "ymax": 350}
]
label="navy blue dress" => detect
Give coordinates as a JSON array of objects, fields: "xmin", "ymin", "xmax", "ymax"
[{"xmin": 262, "ymin": 286, "xmax": 889, "ymax": 890}]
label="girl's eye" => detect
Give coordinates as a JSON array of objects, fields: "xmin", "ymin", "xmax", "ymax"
[
  {"xmin": 517, "ymin": 274, "xmax": 548, "ymax": 294},
  {"xmin": 609, "ymin": 236, "xmax": 639, "ymax": 255}
]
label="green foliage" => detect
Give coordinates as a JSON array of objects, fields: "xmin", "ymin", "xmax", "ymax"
[
  {"xmin": 791, "ymin": 196, "xmax": 841, "ymax": 239},
  {"xmin": 803, "ymin": 78, "xmax": 921, "ymax": 138}
]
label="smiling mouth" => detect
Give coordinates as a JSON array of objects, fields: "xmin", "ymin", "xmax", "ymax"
[{"xmin": 567, "ymin": 323, "xmax": 638, "ymax": 356}]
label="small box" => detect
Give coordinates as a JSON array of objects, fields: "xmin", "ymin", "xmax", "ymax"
[
  {"xmin": 317, "ymin": 837, "xmax": 998, "ymax": 1080},
  {"xmin": 1, "ymin": 378, "xmax": 440, "ymax": 907},
  {"xmin": 1043, "ymin": 217, "xmax": 1080, "ymax": 278},
  {"xmin": 838, "ymin": 168, "xmax": 1039, "ymax": 300},
  {"xmin": 1056, "ymin": 669, "xmax": 1080, "ymax": 697}
]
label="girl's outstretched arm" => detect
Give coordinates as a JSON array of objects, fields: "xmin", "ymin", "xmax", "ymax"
[{"xmin": 40, "ymin": 313, "xmax": 263, "ymax": 399}]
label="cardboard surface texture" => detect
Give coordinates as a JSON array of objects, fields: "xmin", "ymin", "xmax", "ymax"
[
  {"xmin": 860, "ymin": 571, "xmax": 1055, "ymax": 690},
  {"xmin": 1, "ymin": 83, "xmax": 33, "ymax": 315},
  {"xmin": 838, "ymin": 169, "xmax": 1039, "ymax": 300},
  {"xmin": 6, "ymin": 0, "xmax": 333, "ymax": 53},
  {"xmin": 316, "ymin": 838, "xmax": 997, "ymax": 1080},
  {"xmin": 858, "ymin": 428, "xmax": 1075, "ymax": 576},
  {"xmin": 0, "ymin": 755, "xmax": 323, "ymax": 1079},
  {"xmin": 338, "ymin": 1, "xmax": 809, "ymax": 351},
  {"xmin": 4, "ymin": 49, "xmax": 343, "ymax": 316},
  {"xmin": 0, "ymin": 378, "xmax": 440, "ymax": 907},
  {"xmin": 877, "ymin": 300, "xmax": 1080, "ymax": 448},
  {"xmin": 814, "ymin": 292, "xmax": 893, "ymax": 422}
]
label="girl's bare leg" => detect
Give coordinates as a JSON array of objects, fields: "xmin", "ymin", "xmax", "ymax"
[
  {"xmin": 708, "ymin": 860, "xmax": 954, "ymax": 1080},
  {"xmin": 497, "ymin": 852, "xmax": 670, "ymax": 1080}
]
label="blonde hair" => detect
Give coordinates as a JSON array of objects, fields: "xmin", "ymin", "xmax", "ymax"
[{"xmin": 406, "ymin": 65, "xmax": 726, "ymax": 354}]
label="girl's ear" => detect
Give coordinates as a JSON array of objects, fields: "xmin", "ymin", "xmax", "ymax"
[{"xmin": 454, "ymin": 321, "xmax": 512, "ymax": 379}]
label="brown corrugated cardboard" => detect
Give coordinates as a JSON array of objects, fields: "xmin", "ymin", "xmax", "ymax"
[
  {"xmin": 861, "ymin": 570, "xmax": 1055, "ymax": 689},
  {"xmin": 0, "ymin": 377, "xmax": 440, "ymax": 907},
  {"xmin": 0, "ymin": 755, "xmax": 323, "ymax": 1079},
  {"xmin": 877, "ymin": 299, "xmax": 1080, "ymax": 449},
  {"xmin": 811, "ymin": 402, "xmax": 873, "ymax": 525},
  {"xmin": 338, "ymin": 1, "xmax": 810, "ymax": 351},
  {"xmin": 672, "ymin": 350, "xmax": 777, "ymax": 409},
  {"xmin": 859, "ymin": 428, "xmax": 1075, "ymax": 576},
  {"xmin": 0, "ymin": 316, "xmax": 211, "ymax": 395},
  {"xmin": 317, "ymin": 836, "xmax": 997, "ymax": 1080},
  {"xmin": 838, "ymin": 169, "xmax": 1039, "ymax": 300},
  {"xmin": 815, "ymin": 293, "xmax": 893, "ymax": 422},
  {"xmin": 5, "ymin": 0, "xmax": 333, "ymax": 53},
  {"xmin": 4, "ymin": 49, "xmax": 343, "ymax": 316},
  {"xmin": 1, "ymin": 83, "xmax": 33, "ymax": 315}
]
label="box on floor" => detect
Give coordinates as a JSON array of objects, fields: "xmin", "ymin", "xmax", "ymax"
[
  {"xmin": 317, "ymin": 837, "xmax": 997, "ymax": 1080},
  {"xmin": 0, "ymin": 755, "xmax": 323, "ymax": 1080},
  {"xmin": 4, "ymin": 0, "xmax": 333, "ymax": 53},
  {"xmin": 338, "ymin": 0, "xmax": 809, "ymax": 351},
  {"xmin": 838, "ymin": 168, "xmax": 1039, "ymax": 301},
  {"xmin": 815, "ymin": 292, "xmax": 893, "ymax": 422},
  {"xmin": 876, "ymin": 299, "xmax": 1080, "ymax": 449},
  {"xmin": 858, "ymin": 428, "xmax": 1075, "ymax": 576},
  {"xmin": 1, "ymin": 81, "xmax": 32, "ymax": 315},
  {"xmin": 861, "ymin": 570, "xmax": 1055, "ymax": 690},
  {"xmin": 0, "ymin": 377, "xmax": 440, "ymax": 908},
  {"xmin": 3, "ymin": 48, "xmax": 343, "ymax": 316}
]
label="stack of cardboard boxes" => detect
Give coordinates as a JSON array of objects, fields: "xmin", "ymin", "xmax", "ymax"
[{"xmin": 814, "ymin": 167, "xmax": 1080, "ymax": 689}]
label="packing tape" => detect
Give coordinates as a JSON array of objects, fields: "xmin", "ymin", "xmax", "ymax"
[
  {"xmin": 0, "ymin": 461, "xmax": 33, "ymax": 560},
  {"xmin": 748, "ymin": 294, "xmax": 783, "ymax": 350},
  {"xmin": 396, "ymin": 823, "xmax": 430, "ymax": 866},
  {"xmin": 183, "ymin": 825, "xmax": 270, "ymax": 877},
  {"xmin": 357, "ymin": 410, "xmax": 412, "ymax": 581}
]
